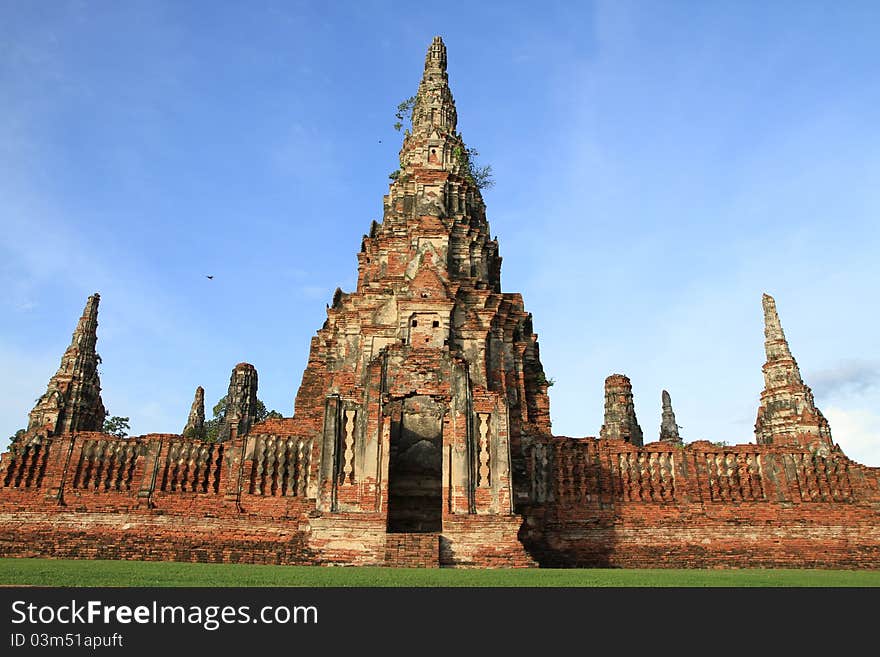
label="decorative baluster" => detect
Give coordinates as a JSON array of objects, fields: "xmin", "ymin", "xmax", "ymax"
[
  {"xmin": 99, "ymin": 443, "xmax": 113, "ymax": 491},
  {"xmin": 90, "ymin": 441, "xmax": 105, "ymax": 490},
  {"xmin": 839, "ymin": 460, "xmax": 853, "ymax": 500},
  {"xmin": 281, "ymin": 439, "xmax": 294, "ymax": 496},
  {"xmin": 110, "ymin": 444, "xmax": 123, "ymax": 491},
  {"xmin": 178, "ymin": 443, "xmax": 192, "ymax": 493},
  {"xmin": 725, "ymin": 454, "xmax": 740, "ymax": 502},
  {"xmin": 83, "ymin": 442, "xmax": 97, "ymax": 490},
  {"xmin": 705, "ymin": 455, "xmax": 716, "ymax": 501},
  {"xmin": 635, "ymin": 454, "xmax": 648, "ymax": 501},
  {"xmin": 183, "ymin": 443, "xmax": 194, "ymax": 492},
  {"xmin": 647, "ymin": 453, "xmax": 660, "ymax": 501},
  {"xmin": 535, "ymin": 444, "xmax": 548, "ymax": 502},
  {"xmin": 798, "ymin": 454, "xmax": 813, "ymax": 501},
  {"xmin": 213, "ymin": 445, "xmax": 224, "ymax": 494},
  {"xmin": 159, "ymin": 446, "xmax": 171, "ymax": 491},
  {"xmin": 565, "ymin": 447, "xmax": 575, "ymax": 503},
  {"xmin": 196, "ymin": 445, "xmax": 208, "ymax": 493},
  {"xmin": 625, "ymin": 453, "xmax": 635, "ymax": 501},
  {"xmin": 21, "ymin": 445, "xmax": 38, "ymax": 488},
  {"xmin": 265, "ymin": 438, "xmax": 277, "ymax": 495},
  {"xmin": 297, "ymin": 439, "xmax": 310, "ymax": 496},
  {"xmin": 716, "ymin": 453, "xmax": 725, "ymax": 501},
  {"xmin": 275, "ymin": 438, "xmax": 287, "ymax": 496},
  {"xmin": 658, "ymin": 453, "xmax": 672, "ymax": 501},
  {"xmin": 123, "ymin": 444, "xmax": 136, "ymax": 491},
  {"xmin": 253, "ymin": 437, "xmax": 267, "ymax": 495},
  {"xmin": 170, "ymin": 443, "xmax": 182, "ymax": 492},
  {"xmin": 815, "ymin": 457, "xmax": 830, "ymax": 501},
  {"xmin": 185, "ymin": 443, "xmax": 197, "ymax": 491},
  {"xmin": 734, "ymin": 454, "xmax": 749, "ymax": 500},
  {"xmin": 478, "ymin": 413, "xmax": 490, "ymax": 488},
  {"xmin": 577, "ymin": 450, "xmax": 588, "ymax": 503},
  {"xmin": 805, "ymin": 455, "xmax": 820, "ymax": 501},
  {"xmin": 826, "ymin": 457, "xmax": 841, "ymax": 501},
  {"xmin": 617, "ymin": 453, "xmax": 629, "ymax": 501},
  {"xmin": 3, "ymin": 450, "xmax": 17, "ymax": 487},
  {"xmin": 342, "ymin": 409, "xmax": 356, "ymax": 485},
  {"xmin": 113, "ymin": 443, "xmax": 125, "ymax": 491},
  {"xmin": 107, "ymin": 443, "xmax": 121, "ymax": 491},
  {"xmin": 34, "ymin": 443, "xmax": 50, "ymax": 489},
  {"xmin": 15, "ymin": 450, "xmax": 29, "ymax": 487}
]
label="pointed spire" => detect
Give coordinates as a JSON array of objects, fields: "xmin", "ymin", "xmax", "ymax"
[
  {"xmin": 600, "ymin": 374, "xmax": 643, "ymax": 446},
  {"xmin": 755, "ymin": 294, "xmax": 834, "ymax": 455},
  {"xmin": 183, "ymin": 386, "xmax": 206, "ymax": 439},
  {"xmin": 425, "ymin": 35, "xmax": 447, "ymax": 72},
  {"xmin": 659, "ymin": 390, "xmax": 682, "ymax": 444},
  {"xmin": 411, "ymin": 36, "xmax": 457, "ymax": 136},
  {"xmin": 763, "ymin": 293, "xmax": 795, "ymax": 363},
  {"xmin": 27, "ymin": 293, "xmax": 106, "ymax": 435}
]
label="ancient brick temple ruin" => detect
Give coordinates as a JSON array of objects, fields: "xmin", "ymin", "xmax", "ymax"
[{"xmin": 1, "ymin": 37, "xmax": 878, "ymax": 568}]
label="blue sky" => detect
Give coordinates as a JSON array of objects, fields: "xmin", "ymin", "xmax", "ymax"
[{"xmin": 1, "ymin": 1, "xmax": 878, "ymax": 465}]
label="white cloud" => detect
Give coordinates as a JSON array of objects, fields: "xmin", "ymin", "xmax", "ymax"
[
  {"xmin": 809, "ymin": 359, "xmax": 879, "ymax": 398},
  {"xmin": 825, "ymin": 405, "xmax": 880, "ymax": 467}
]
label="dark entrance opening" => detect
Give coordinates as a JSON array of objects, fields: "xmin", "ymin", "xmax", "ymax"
[{"xmin": 387, "ymin": 395, "xmax": 443, "ymax": 532}]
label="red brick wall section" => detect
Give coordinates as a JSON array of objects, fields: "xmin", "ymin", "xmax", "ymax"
[
  {"xmin": 521, "ymin": 437, "xmax": 880, "ymax": 568},
  {"xmin": 2, "ymin": 432, "xmax": 880, "ymax": 568},
  {"xmin": 0, "ymin": 512, "xmax": 315, "ymax": 565}
]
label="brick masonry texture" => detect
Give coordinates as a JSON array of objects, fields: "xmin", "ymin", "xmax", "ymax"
[{"xmin": 1, "ymin": 37, "xmax": 878, "ymax": 569}]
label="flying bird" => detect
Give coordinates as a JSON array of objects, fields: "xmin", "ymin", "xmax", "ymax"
[{"xmin": 205, "ymin": 275, "xmax": 214, "ymax": 280}]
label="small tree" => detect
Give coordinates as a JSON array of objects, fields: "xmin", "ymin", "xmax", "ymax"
[
  {"xmin": 103, "ymin": 416, "xmax": 130, "ymax": 439},
  {"xmin": 453, "ymin": 146, "xmax": 495, "ymax": 190},
  {"xmin": 393, "ymin": 95, "xmax": 417, "ymax": 131},
  {"xmin": 204, "ymin": 395, "xmax": 282, "ymax": 442}
]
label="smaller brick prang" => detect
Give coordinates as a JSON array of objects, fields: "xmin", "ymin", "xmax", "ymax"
[
  {"xmin": 659, "ymin": 390, "xmax": 682, "ymax": 444},
  {"xmin": 182, "ymin": 386, "xmax": 206, "ymax": 440},
  {"xmin": 599, "ymin": 374, "xmax": 643, "ymax": 447},
  {"xmin": 217, "ymin": 363, "xmax": 258, "ymax": 442}
]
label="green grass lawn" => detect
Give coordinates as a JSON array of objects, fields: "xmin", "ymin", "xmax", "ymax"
[{"xmin": 1, "ymin": 558, "xmax": 878, "ymax": 586}]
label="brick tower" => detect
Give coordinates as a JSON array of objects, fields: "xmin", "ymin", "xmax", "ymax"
[
  {"xmin": 26, "ymin": 293, "xmax": 106, "ymax": 437},
  {"xmin": 291, "ymin": 37, "xmax": 549, "ymax": 559},
  {"xmin": 755, "ymin": 293, "xmax": 834, "ymax": 455}
]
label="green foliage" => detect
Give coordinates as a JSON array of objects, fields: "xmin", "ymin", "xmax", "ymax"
[
  {"xmin": 103, "ymin": 416, "xmax": 130, "ymax": 439},
  {"xmin": 204, "ymin": 395, "xmax": 281, "ymax": 442},
  {"xmin": 182, "ymin": 426, "xmax": 203, "ymax": 440},
  {"xmin": 393, "ymin": 95, "xmax": 417, "ymax": 131},
  {"xmin": 203, "ymin": 419, "xmax": 220, "ymax": 443},
  {"xmin": 389, "ymin": 169, "xmax": 400, "ymax": 180},
  {"xmin": 5, "ymin": 428, "xmax": 26, "ymax": 453},
  {"xmin": 712, "ymin": 440, "xmax": 730, "ymax": 447},
  {"xmin": 453, "ymin": 145, "xmax": 495, "ymax": 190},
  {"xmin": 212, "ymin": 396, "xmax": 229, "ymax": 421},
  {"xmin": 534, "ymin": 372, "xmax": 555, "ymax": 388}
]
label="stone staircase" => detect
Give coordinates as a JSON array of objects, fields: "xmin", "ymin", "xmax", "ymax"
[{"xmin": 384, "ymin": 532, "xmax": 439, "ymax": 568}]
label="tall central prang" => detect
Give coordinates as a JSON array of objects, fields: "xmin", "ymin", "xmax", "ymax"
[{"xmin": 292, "ymin": 37, "xmax": 551, "ymax": 532}]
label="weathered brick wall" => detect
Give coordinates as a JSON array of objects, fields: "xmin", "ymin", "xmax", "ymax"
[
  {"xmin": 0, "ymin": 512, "xmax": 314, "ymax": 565},
  {"xmin": 522, "ymin": 437, "xmax": 880, "ymax": 568},
  {"xmin": 2, "ymin": 431, "xmax": 879, "ymax": 568}
]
